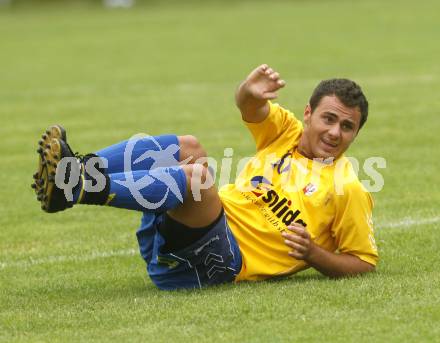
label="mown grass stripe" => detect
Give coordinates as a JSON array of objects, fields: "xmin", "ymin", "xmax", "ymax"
[{"xmin": 1, "ymin": 216, "xmax": 438, "ymax": 271}]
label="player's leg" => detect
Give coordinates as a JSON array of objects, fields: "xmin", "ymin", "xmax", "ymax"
[
  {"xmin": 32, "ymin": 127, "xmax": 220, "ymax": 220},
  {"xmin": 31, "ymin": 127, "xmax": 242, "ymax": 289},
  {"xmin": 168, "ymin": 163, "xmax": 222, "ymax": 228},
  {"xmin": 32, "ymin": 137, "xmax": 189, "ymax": 213},
  {"xmin": 154, "ymin": 163, "xmax": 222, "ymax": 251},
  {"xmin": 143, "ymin": 164, "xmax": 242, "ymax": 290},
  {"xmin": 93, "ymin": 157, "xmax": 221, "ymax": 226},
  {"xmin": 32, "ymin": 126, "xmax": 206, "ymax": 212},
  {"xmin": 94, "ymin": 134, "xmax": 206, "ymax": 173},
  {"xmin": 32, "ymin": 125, "xmax": 205, "ymax": 187},
  {"xmin": 98, "ymin": 136, "xmax": 210, "ymax": 213},
  {"xmin": 95, "ymin": 140, "xmax": 242, "ymax": 289}
]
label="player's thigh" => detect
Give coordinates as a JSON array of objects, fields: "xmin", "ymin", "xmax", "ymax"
[{"xmin": 168, "ymin": 163, "xmax": 221, "ymax": 228}]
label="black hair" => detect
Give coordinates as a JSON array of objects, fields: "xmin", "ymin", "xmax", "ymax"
[{"xmin": 309, "ymin": 79, "xmax": 369, "ymax": 129}]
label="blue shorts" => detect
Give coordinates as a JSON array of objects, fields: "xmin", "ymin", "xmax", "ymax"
[{"xmin": 136, "ymin": 211, "xmax": 242, "ymax": 290}]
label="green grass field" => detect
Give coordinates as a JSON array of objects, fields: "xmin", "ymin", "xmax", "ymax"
[{"xmin": 1, "ymin": 0, "xmax": 439, "ymax": 341}]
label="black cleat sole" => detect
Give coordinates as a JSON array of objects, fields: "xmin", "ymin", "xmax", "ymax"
[{"xmin": 32, "ymin": 125, "xmax": 71, "ymax": 213}]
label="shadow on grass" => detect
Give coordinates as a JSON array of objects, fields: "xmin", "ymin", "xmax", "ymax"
[{"xmin": 125, "ymin": 269, "xmax": 329, "ymax": 298}]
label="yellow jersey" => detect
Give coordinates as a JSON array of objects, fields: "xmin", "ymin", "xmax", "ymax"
[{"xmin": 218, "ymin": 102, "xmax": 378, "ymax": 281}]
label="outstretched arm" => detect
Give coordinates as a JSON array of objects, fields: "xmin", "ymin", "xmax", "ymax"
[
  {"xmin": 282, "ymin": 224, "xmax": 375, "ymax": 278},
  {"xmin": 235, "ymin": 64, "xmax": 286, "ymax": 123}
]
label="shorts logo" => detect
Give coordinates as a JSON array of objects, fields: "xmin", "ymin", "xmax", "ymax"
[
  {"xmin": 157, "ymin": 256, "xmax": 180, "ymax": 269},
  {"xmin": 204, "ymin": 253, "xmax": 226, "ymax": 279}
]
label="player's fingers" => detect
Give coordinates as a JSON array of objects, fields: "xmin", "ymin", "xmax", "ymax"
[
  {"xmin": 258, "ymin": 64, "xmax": 268, "ymax": 74},
  {"xmin": 269, "ymin": 72, "xmax": 280, "ymax": 80},
  {"xmin": 283, "ymin": 238, "xmax": 295, "ymax": 249},
  {"xmin": 288, "ymin": 225, "xmax": 310, "ymax": 239},
  {"xmin": 292, "ymin": 242, "xmax": 307, "ymax": 252},
  {"xmin": 262, "ymin": 91, "xmax": 278, "ymax": 100},
  {"xmin": 282, "ymin": 233, "xmax": 307, "ymax": 249},
  {"xmin": 287, "ymin": 225, "xmax": 305, "ymax": 236},
  {"xmin": 277, "ymin": 80, "xmax": 286, "ymax": 87},
  {"xmin": 288, "ymin": 223, "xmax": 303, "ymax": 230},
  {"xmin": 265, "ymin": 67, "xmax": 274, "ymax": 75},
  {"xmin": 281, "ymin": 231, "xmax": 294, "ymax": 241},
  {"xmin": 288, "ymin": 250, "xmax": 304, "ymax": 260},
  {"xmin": 289, "ymin": 235, "xmax": 309, "ymax": 246},
  {"xmin": 284, "ymin": 239, "xmax": 306, "ymax": 254}
]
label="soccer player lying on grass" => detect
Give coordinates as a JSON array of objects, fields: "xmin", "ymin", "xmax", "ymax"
[{"xmin": 32, "ymin": 64, "xmax": 378, "ymax": 290}]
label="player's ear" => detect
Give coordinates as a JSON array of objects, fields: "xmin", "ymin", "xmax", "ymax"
[{"xmin": 304, "ymin": 104, "xmax": 312, "ymax": 126}]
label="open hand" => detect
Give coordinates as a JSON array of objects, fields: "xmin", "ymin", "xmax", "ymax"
[{"xmin": 241, "ymin": 64, "xmax": 286, "ymax": 101}]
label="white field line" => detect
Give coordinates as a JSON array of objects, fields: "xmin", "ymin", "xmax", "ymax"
[
  {"xmin": 379, "ymin": 216, "xmax": 440, "ymax": 229},
  {"xmin": 0, "ymin": 248, "xmax": 137, "ymax": 271},
  {"xmin": 1, "ymin": 216, "xmax": 439, "ymax": 271}
]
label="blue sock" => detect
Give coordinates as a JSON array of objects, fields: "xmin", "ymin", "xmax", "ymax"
[
  {"xmin": 104, "ymin": 166, "xmax": 187, "ymax": 212},
  {"xmin": 95, "ymin": 134, "xmax": 180, "ymax": 174}
]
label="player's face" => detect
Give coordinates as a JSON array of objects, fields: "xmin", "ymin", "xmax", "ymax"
[{"xmin": 300, "ymin": 95, "xmax": 361, "ymax": 159}]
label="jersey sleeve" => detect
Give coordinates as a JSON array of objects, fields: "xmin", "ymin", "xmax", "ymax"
[
  {"xmin": 244, "ymin": 102, "xmax": 303, "ymax": 151},
  {"xmin": 331, "ymin": 181, "xmax": 379, "ymax": 266}
]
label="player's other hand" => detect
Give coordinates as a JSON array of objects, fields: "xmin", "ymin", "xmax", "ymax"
[
  {"xmin": 282, "ymin": 224, "xmax": 315, "ymax": 260},
  {"xmin": 241, "ymin": 64, "xmax": 286, "ymax": 101}
]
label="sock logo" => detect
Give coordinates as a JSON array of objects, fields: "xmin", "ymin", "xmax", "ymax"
[{"xmin": 115, "ymin": 134, "xmax": 189, "ymax": 210}]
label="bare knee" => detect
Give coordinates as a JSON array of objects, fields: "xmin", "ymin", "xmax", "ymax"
[
  {"xmin": 178, "ymin": 135, "xmax": 207, "ymax": 163},
  {"xmin": 180, "ymin": 164, "xmax": 216, "ymax": 199}
]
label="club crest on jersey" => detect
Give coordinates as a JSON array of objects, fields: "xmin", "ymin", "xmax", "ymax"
[{"xmin": 303, "ymin": 183, "xmax": 317, "ymax": 196}]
